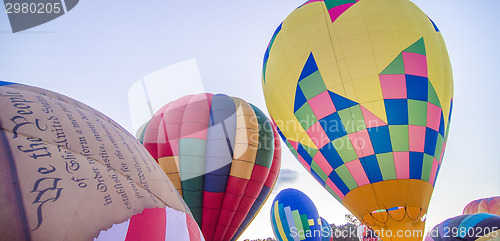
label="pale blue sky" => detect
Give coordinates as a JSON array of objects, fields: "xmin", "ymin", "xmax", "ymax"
[{"xmin": 1, "ymin": 1, "xmax": 499, "ymax": 240}]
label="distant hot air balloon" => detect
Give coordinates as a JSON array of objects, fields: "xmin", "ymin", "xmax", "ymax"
[
  {"xmin": 358, "ymin": 225, "xmax": 382, "ymax": 241},
  {"xmin": 262, "ymin": 0, "xmax": 453, "ymax": 240},
  {"xmin": 271, "ymin": 188, "xmax": 323, "ymax": 241},
  {"xmin": 425, "ymin": 214, "xmax": 500, "ymax": 241},
  {"xmin": 0, "ymin": 81, "xmax": 197, "ymax": 241},
  {"xmin": 464, "ymin": 197, "xmax": 500, "ymax": 216},
  {"xmin": 140, "ymin": 93, "xmax": 281, "ymax": 241},
  {"xmin": 320, "ymin": 217, "xmax": 333, "ymax": 241}
]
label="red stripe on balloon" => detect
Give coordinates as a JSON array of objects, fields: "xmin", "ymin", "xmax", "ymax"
[{"xmin": 125, "ymin": 208, "xmax": 166, "ymax": 241}]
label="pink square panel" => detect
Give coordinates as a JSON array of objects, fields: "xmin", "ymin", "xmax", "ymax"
[
  {"xmin": 394, "ymin": 152, "xmax": 409, "ymax": 179},
  {"xmin": 313, "ymin": 152, "xmax": 334, "ymax": 176},
  {"xmin": 345, "ymin": 159, "xmax": 370, "ymax": 186},
  {"xmin": 403, "ymin": 52, "xmax": 428, "ymax": 77},
  {"xmin": 380, "ymin": 74, "xmax": 407, "ymax": 99},
  {"xmin": 427, "ymin": 103, "xmax": 442, "ymax": 131},
  {"xmin": 308, "ymin": 91, "xmax": 336, "ymax": 120},
  {"xmin": 409, "ymin": 125, "xmax": 426, "ymax": 152},
  {"xmin": 306, "ymin": 121, "xmax": 331, "ymax": 149},
  {"xmin": 348, "ymin": 130, "xmax": 375, "ymax": 158}
]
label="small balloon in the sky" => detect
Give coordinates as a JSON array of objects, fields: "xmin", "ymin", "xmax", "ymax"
[
  {"xmin": 464, "ymin": 196, "xmax": 500, "ymax": 216},
  {"xmin": 320, "ymin": 217, "xmax": 333, "ymax": 241},
  {"xmin": 271, "ymin": 188, "xmax": 324, "ymax": 241},
  {"xmin": 425, "ymin": 213, "xmax": 500, "ymax": 241},
  {"xmin": 357, "ymin": 224, "xmax": 381, "ymax": 241}
]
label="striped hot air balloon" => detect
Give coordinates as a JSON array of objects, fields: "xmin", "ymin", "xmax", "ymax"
[
  {"xmin": 271, "ymin": 188, "xmax": 324, "ymax": 241},
  {"xmin": 140, "ymin": 93, "xmax": 281, "ymax": 241}
]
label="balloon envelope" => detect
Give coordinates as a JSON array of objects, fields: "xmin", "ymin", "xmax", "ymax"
[
  {"xmin": 95, "ymin": 207, "xmax": 205, "ymax": 241},
  {"xmin": 464, "ymin": 197, "xmax": 500, "ymax": 216},
  {"xmin": 262, "ymin": 1, "xmax": 453, "ymax": 240},
  {"xmin": 271, "ymin": 188, "xmax": 323, "ymax": 241},
  {"xmin": 140, "ymin": 93, "xmax": 281, "ymax": 241},
  {"xmin": 320, "ymin": 217, "xmax": 332, "ymax": 241},
  {"xmin": 0, "ymin": 81, "xmax": 194, "ymax": 241},
  {"xmin": 357, "ymin": 225, "xmax": 381, "ymax": 241},
  {"xmin": 425, "ymin": 214, "xmax": 500, "ymax": 241}
]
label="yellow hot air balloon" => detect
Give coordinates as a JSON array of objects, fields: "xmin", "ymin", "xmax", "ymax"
[{"xmin": 262, "ymin": 1, "xmax": 453, "ymax": 240}]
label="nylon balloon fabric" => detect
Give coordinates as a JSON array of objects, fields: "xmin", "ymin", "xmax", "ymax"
[
  {"xmin": 271, "ymin": 188, "xmax": 323, "ymax": 241},
  {"xmin": 425, "ymin": 214, "xmax": 500, "ymax": 241},
  {"xmin": 140, "ymin": 93, "xmax": 281, "ymax": 241},
  {"xmin": 0, "ymin": 81, "xmax": 193, "ymax": 241},
  {"xmin": 464, "ymin": 197, "xmax": 500, "ymax": 216},
  {"xmin": 262, "ymin": 0, "xmax": 453, "ymax": 240},
  {"xmin": 95, "ymin": 207, "xmax": 205, "ymax": 241}
]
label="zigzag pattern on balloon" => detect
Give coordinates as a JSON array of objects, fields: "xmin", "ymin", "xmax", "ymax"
[{"xmin": 275, "ymin": 38, "xmax": 453, "ymax": 202}]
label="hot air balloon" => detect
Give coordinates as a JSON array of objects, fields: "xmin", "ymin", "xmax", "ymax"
[
  {"xmin": 271, "ymin": 188, "xmax": 323, "ymax": 241},
  {"xmin": 95, "ymin": 207, "xmax": 205, "ymax": 241},
  {"xmin": 261, "ymin": 0, "xmax": 453, "ymax": 240},
  {"xmin": 320, "ymin": 217, "xmax": 333, "ymax": 241},
  {"xmin": 464, "ymin": 197, "xmax": 500, "ymax": 216},
  {"xmin": 140, "ymin": 93, "xmax": 281, "ymax": 241},
  {"xmin": 358, "ymin": 225, "xmax": 382, "ymax": 241},
  {"xmin": 425, "ymin": 214, "xmax": 500, "ymax": 241},
  {"xmin": 0, "ymin": 81, "xmax": 196, "ymax": 241}
]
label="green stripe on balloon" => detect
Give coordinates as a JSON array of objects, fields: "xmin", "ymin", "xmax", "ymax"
[
  {"xmin": 408, "ymin": 100, "xmax": 428, "ymax": 126},
  {"xmin": 299, "ymin": 71, "xmax": 328, "ymax": 100},
  {"xmin": 292, "ymin": 210, "xmax": 305, "ymax": 240},
  {"xmin": 335, "ymin": 165, "xmax": 358, "ymax": 190},
  {"xmin": 389, "ymin": 125, "xmax": 409, "ymax": 152},
  {"xmin": 311, "ymin": 161, "xmax": 328, "ymax": 182},
  {"xmin": 380, "ymin": 53, "xmax": 405, "ymax": 75},
  {"xmin": 376, "ymin": 153, "xmax": 397, "ymax": 180},
  {"xmin": 300, "ymin": 214, "xmax": 310, "ymax": 233},
  {"xmin": 251, "ymin": 104, "xmax": 275, "ymax": 168},
  {"xmin": 421, "ymin": 154, "xmax": 434, "ymax": 182},
  {"xmin": 434, "ymin": 135, "xmax": 444, "ymax": 160},
  {"xmin": 428, "ymin": 81, "xmax": 441, "ymax": 108}
]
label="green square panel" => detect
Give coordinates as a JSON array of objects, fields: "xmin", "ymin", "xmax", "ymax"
[
  {"xmin": 376, "ymin": 153, "xmax": 396, "ymax": 180},
  {"xmin": 389, "ymin": 125, "xmax": 409, "ymax": 152},
  {"xmin": 408, "ymin": 100, "xmax": 427, "ymax": 126},
  {"xmin": 380, "ymin": 53, "xmax": 405, "ymax": 75},
  {"xmin": 302, "ymin": 144, "xmax": 319, "ymax": 158},
  {"xmin": 421, "ymin": 154, "xmax": 434, "ymax": 182},
  {"xmin": 434, "ymin": 134, "xmax": 445, "ymax": 160},
  {"xmin": 338, "ymin": 106, "xmax": 366, "ymax": 134},
  {"xmin": 332, "ymin": 135, "xmax": 358, "ymax": 162},
  {"xmin": 311, "ymin": 161, "xmax": 328, "ymax": 182},
  {"xmin": 298, "ymin": 71, "xmax": 327, "ymax": 100},
  {"xmin": 404, "ymin": 38, "xmax": 426, "ymax": 55},
  {"xmin": 428, "ymin": 81, "xmax": 441, "ymax": 108},
  {"xmin": 335, "ymin": 165, "xmax": 358, "ymax": 190},
  {"xmin": 295, "ymin": 103, "xmax": 318, "ymax": 130}
]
